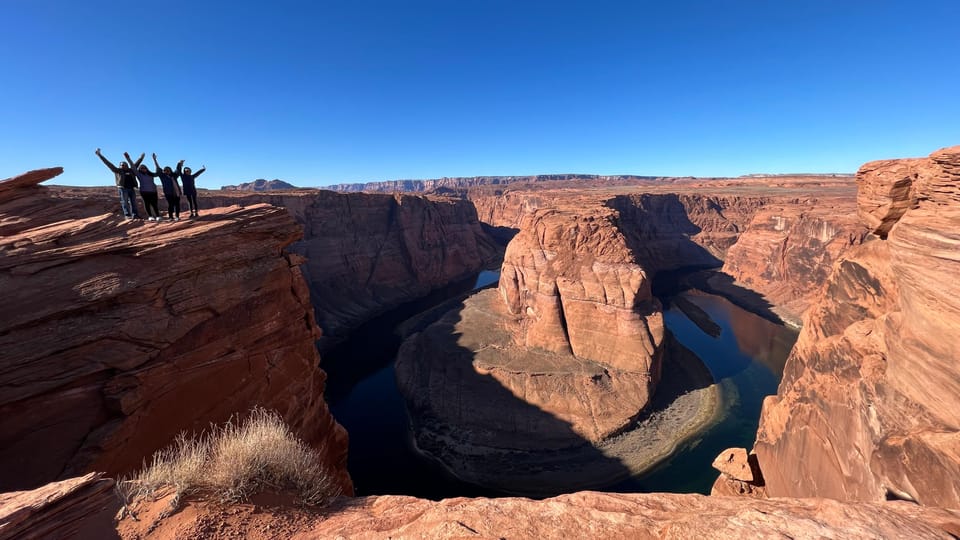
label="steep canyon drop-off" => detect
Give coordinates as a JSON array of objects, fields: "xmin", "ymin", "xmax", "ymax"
[{"xmin": 754, "ymin": 145, "xmax": 960, "ymax": 507}]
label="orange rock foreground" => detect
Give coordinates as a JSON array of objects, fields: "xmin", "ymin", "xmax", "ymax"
[{"xmin": 3, "ymin": 475, "xmax": 959, "ymax": 539}]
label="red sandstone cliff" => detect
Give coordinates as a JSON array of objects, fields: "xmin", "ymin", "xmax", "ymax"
[
  {"xmin": 201, "ymin": 190, "xmax": 499, "ymax": 349},
  {"xmin": 115, "ymin": 488, "xmax": 960, "ymax": 539},
  {"xmin": 0, "ymin": 169, "xmax": 351, "ymax": 494},
  {"xmin": 753, "ymin": 146, "xmax": 960, "ymax": 507}
]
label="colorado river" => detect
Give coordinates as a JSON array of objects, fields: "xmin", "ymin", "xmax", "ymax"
[{"xmin": 325, "ymin": 270, "xmax": 797, "ymax": 498}]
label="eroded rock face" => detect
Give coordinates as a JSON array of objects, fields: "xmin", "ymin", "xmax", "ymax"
[
  {"xmin": 0, "ymin": 171, "xmax": 350, "ymax": 494},
  {"xmin": 0, "ymin": 473, "xmax": 118, "ymax": 540},
  {"xmin": 499, "ymin": 206, "xmax": 664, "ymax": 374},
  {"xmin": 754, "ymin": 146, "xmax": 960, "ymax": 507},
  {"xmin": 202, "ymin": 190, "xmax": 499, "ymax": 350},
  {"xmin": 117, "ymin": 490, "xmax": 960, "ymax": 539},
  {"xmin": 721, "ymin": 201, "xmax": 869, "ymax": 324}
]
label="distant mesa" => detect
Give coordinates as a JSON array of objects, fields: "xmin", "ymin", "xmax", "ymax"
[
  {"xmin": 738, "ymin": 172, "xmax": 854, "ymax": 178},
  {"xmin": 220, "ymin": 178, "xmax": 301, "ymax": 191}
]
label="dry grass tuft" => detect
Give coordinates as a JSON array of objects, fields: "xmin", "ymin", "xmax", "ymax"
[{"xmin": 120, "ymin": 407, "xmax": 341, "ymax": 508}]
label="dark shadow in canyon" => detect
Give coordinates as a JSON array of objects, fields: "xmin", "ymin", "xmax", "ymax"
[
  {"xmin": 392, "ymin": 298, "xmax": 637, "ymax": 498},
  {"xmin": 480, "ymin": 222, "xmax": 520, "ymax": 246},
  {"xmin": 322, "ymin": 273, "xmax": 486, "ymax": 404}
]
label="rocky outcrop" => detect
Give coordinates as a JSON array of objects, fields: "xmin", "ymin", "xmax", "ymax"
[
  {"xmin": 220, "ymin": 179, "xmax": 301, "ymax": 191},
  {"xmin": 710, "ymin": 447, "xmax": 766, "ymax": 498},
  {"xmin": 498, "ymin": 206, "xmax": 664, "ymax": 377},
  {"xmin": 201, "ymin": 190, "xmax": 499, "ymax": 349},
  {"xmin": 753, "ymin": 146, "xmax": 960, "ymax": 507},
  {"xmin": 0, "ymin": 170, "xmax": 350, "ymax": 494},
  {"xmin": 0, "ymin": 473, "xmax": 118, "ymax": 540},
  {"xmin": 118, "ymin": 490, "xmax": 960, "ymax": 539}
]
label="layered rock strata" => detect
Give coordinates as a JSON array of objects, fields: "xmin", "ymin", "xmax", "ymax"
[
  {"xmin": 118, "ymin": 490, "xmax": 960, "ymax": 539},
  {"xmin": 202, "ymin": 190, "xmax": 499, "ymax": 350},
  {"xmin": 0, "ymin": 170, "xmax": 350, "ymax": 494},
  {"xmin": 0, "ymin": 473, "xmax": 118, "ymax": 540},
  {"xmin": 720, "ymin": 202, "xmax": 868, "ymax": 325},
  {"xmin": 753, "ymin": 146, "xmax": 960, "ymax": 507},
  {"xmin": 471, "ymin": 181, "xmax": 864, "ymax": 322}
]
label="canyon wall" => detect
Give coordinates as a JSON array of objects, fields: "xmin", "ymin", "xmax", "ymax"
[
  {"xmin": 202, "ymin": 191, "xmax": 499, "ymax": 349},
  {"xmin": 328, "ymin": 174, "xmax": 662, "ymax": 193},
  {"xmin": 473, "ymin": 186, "xmax": 864, "ymax": 322},
  {"xmin": 753, "ymin": 146, "xmax": 960, "ymax": 507},
  {"xmin": 0, "ymin": 170, "xmax": 350, "ymax": 494},
  {"xmin": 720, "ymin": 200, "xmax": 869, "ymax": 324}
]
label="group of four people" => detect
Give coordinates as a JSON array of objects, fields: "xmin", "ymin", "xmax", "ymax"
[{"xmin": 95, "ymin": 149, "xmax": 205, "ymax": 221}]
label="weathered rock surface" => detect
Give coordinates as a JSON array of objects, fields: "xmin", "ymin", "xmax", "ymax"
[
  {"xmin": 0, "ymin": 473, "xmax": 118, "ymax": 540},
  {"xmin": 710, "ymin": 447, "xmax": 767, "ymax": 499},
  {"xmin": 118, "ymin": 490, "xmax": 960, "ymax": 539},
  {"xmin": 721, "ymin": 201, "xmax": 868, "ymax": 324},
  {"xmin": 711, "ymin": 448, "xmax": 755, "ymax": 482},
  {"xmin": 499, "ymin": 206, "xmax": 664, "ymax": 375},
  {"xmin": 0, "ymin": 170, "xmax": 350, "ymax": 494},
  {"xmin": 202, "ymin": 190, "xmax": 499, "ymax": 349},
  {"xmin": 754, "ymin": 146, "xmax": 960, "ymax": 507}
]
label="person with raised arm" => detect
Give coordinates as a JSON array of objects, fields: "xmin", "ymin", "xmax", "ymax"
[
  {"xmin": 128, "ymin": 153, "xmax": 162, "ymax": 221},
  {"xmin": 153, "ymin": 153, "xmax": 183, "ymax": 221},
  {"xmin": 95, "ymin": 148, "xmax": 141, "ymax": 219},
  {"xmin": 177, "ymin": 160, "xmax": 205, "ymax": 218}
]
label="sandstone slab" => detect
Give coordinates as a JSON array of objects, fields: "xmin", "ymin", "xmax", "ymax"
[
  {"xmin": 117, "ymin": 490, "xmax": 960, "ymax": 539},
  {"xmin": 0, "ymin": 171, "xmax": 350, "ymax": 495},
  {"xmin": 0, "ymin": 473, "xmax": 118, "ymax": 540}
]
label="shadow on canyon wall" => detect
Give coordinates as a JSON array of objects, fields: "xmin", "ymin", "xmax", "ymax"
[
  {"xmin": 395, "ymin": 299, "xmax": 638, "ymax": 496},
  {"xmin": 606, "ymin": 193, "xmax": 785, "ymax": 325},
  {"xmin": 480, "ymin": 222, "xmax": 520, "ymax": 246},
  {"xmin": 392, "ymin": 284, "xmax": 724, "ymax": 498}
]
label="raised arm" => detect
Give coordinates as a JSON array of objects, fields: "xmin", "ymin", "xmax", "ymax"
[
  {"xmin": 133, "ymin": 152, "xmax": 145, "ymax": 169},
  {"xmin": 95, "ymin": 148, "xmax": 119, "ymax": 172},
  {"xmin": 152, "ymin": 153, "xmax": 162, "ymax": 174},
  {"xmin": 176, "ymin": 159, "xmax": 184, "ymax": 176},
  {"xmin": 193, "ymin": 166, "xmax": 206, "ymax": 178}
]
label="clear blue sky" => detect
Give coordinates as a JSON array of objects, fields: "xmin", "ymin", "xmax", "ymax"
[{"xmin": 3, "ymin": 1, "xmax": 958, "ymax": 188}]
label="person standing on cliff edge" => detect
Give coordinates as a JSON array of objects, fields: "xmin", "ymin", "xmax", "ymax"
[
  {"xmin": 95, "ymin": 148, "xmax": 142, "ymax": 219},
  {"xmin": 129, "ymin": 154, "xmax": 162, "ymax": 221},
  {"xmin": 177, "ymin": 160, "xmax": 205, "ymax": 218},
  {"xmin": 153, "ymin": 153, "xmax": 183, "ymax": 221}
]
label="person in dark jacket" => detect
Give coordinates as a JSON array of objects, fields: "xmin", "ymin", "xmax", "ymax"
[
  {"xmin": 129, "ymin": 156, "xmax": 162, "ymax": 221},
  {"xmin": 153, "ymin": 153, "xmax": 183, "ymax": 221},
  {"xmin": 96, "ymin": 149, "xmax": 142, "ymax": 219},
  {"xmin": 177, "ymin": 160, "xmax": 205, "ymax": 217}
]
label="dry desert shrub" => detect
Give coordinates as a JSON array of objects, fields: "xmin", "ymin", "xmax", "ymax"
[{"xmin": 120, "ymin": 407, "xmax": 341, "ymax": 509}]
